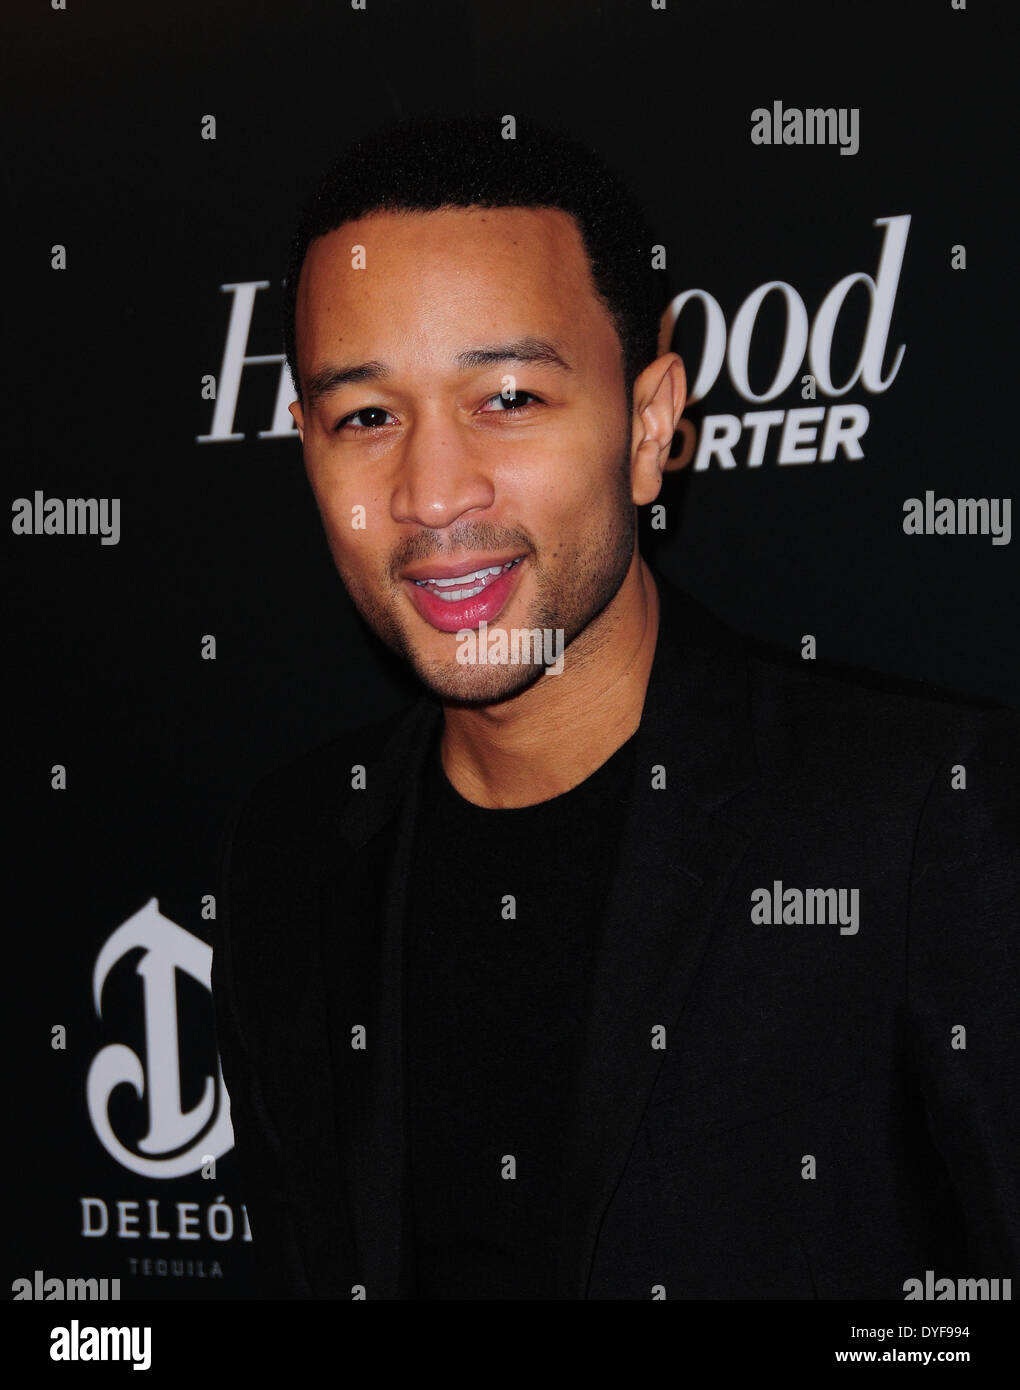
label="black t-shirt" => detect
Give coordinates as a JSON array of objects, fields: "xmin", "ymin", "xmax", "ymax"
[{"xmin": 405, "ymin": 726, "xmax": 637, "ymax": 1299}]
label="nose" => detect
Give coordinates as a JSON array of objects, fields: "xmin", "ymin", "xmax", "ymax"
[{"xmin": 390, "ymin": 407, "xmax": 496, "ymax": 530}]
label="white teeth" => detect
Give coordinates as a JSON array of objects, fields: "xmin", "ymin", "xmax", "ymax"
[
  {"xmin": 429, "ymin": 564, "xmax": 503, "ymax": 588},
  {"xmin": 431, "ymin": 583, "xmax": 487, "ymax": 601},
  {"xmin": 413, "ymin": 557, "xmax": 521, "ymax": 597}
]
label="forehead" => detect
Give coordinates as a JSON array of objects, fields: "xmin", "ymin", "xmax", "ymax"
[{"xmin": 294, "ymin": 205, "xmax": 620, "ymax": 375}]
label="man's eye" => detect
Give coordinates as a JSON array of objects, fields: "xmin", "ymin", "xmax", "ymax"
[
  {"xmin": 480, "ymin": 390, "xmax": 541, "ymax": 413},
  {"xmin": 334, "ymin": 406, "xmax": 395, "ymax": 432}
]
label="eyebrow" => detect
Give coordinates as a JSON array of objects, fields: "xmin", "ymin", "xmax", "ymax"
[
  {"xmin": 304, "ymin": 337, "xmax": 572, "ymax": 410},
  {"xmin": 454, "ymin": 337, "xmax": 572, "ymax": 373},
  {"xmin": 304, "ymin": 359, "xmax": 388, "ymax": 409}
]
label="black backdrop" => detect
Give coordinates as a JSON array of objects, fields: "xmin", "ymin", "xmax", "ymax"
[{"xmin": 6, "ymin": 0, "xmax": 1015, "ymax": 1313}]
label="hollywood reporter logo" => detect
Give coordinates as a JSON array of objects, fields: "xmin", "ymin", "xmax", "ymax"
[
  {"xmin": 660, "ymin": 214, "xmax": 909, "ymax": 472},
  {"xmin": 87, "ymin": 898, "xmax": 234, "ymax": 1179}
]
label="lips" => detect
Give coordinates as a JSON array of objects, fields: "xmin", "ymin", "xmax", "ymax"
[{"xmin": 403, "ymin": 555, "xmax": 526, "ymax": 632}]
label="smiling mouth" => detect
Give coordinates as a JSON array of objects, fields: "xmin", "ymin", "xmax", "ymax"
[{"xmin": 410, "ymin": 556, "xmax": 524, "ymax": 602}]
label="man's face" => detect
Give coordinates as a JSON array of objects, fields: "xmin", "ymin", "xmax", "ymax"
[{"xmin": 290, "ymin": 205, "xmax": 639, "ymax": 703}]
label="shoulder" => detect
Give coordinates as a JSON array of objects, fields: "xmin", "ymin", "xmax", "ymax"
[
  {"xmin": 744, "ymin": 634, "xmax": 1016, "ymax": 770},
  {"xmin": 656, "ymin": 576, "xmax": 1018, "ymax": 798},
  {"xmin": 222, "ymin": 700, "xmax": 426, "ymax": 876},
  {"xmin": 753, "ymin": 646, "xmax": 1018, "ymax": 846}
]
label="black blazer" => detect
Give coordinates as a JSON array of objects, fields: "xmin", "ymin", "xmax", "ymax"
[{"xmin": 212, "ymin": 577, "xmax": 1020, "ymax": 1299}]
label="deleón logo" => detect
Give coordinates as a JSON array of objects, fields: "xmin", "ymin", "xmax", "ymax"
[
  {"xmin": 197, "ymin": 213, "xmax": 909, "ymax": 475},
  {"xmin": 86, "ymin": 899, "xmax": 234, "ymax": 1179}
]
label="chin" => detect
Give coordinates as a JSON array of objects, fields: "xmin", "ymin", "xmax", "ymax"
[{"xmin": 411, "ymin": 655, "xmax": 549, "ymax": 706}]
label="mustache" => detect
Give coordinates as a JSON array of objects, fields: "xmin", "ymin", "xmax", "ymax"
[{"xmin": 390, "ymin": 522, "xmax": 534, "ymax": 577}]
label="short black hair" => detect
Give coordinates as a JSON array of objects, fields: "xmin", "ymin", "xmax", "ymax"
[{"xmin": 282, "ymin": 115, "xmax": 662, "ymax": 404}]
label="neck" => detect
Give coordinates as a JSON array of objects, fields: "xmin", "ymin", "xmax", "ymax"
[{"xmin": 439, "ymin": 553, "xmax": 660, "ymax": 808}]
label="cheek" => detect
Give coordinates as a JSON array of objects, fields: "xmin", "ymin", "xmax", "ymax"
[
  {"xmin": 306, "ymin": 453, "xmax": 382, "ymax": 546},
  {"xmin": 305, "ymin": 444, "xmax": 349, "ymax": 504},
  {"xmin": 326, "ymin": 517, "xmax": 388, "ymax": 582},
  {"xmin": 526, "ymin": 419, "xmax": 627, "ymax": 522}
]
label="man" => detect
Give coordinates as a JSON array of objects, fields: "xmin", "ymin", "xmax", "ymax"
[{"xmin": 212, "ymin": 116, "xmax": 1019, "ymax": 1300}]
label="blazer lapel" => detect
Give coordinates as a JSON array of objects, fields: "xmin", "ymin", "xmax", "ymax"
[
  {"xmin": 320, "ymin": 694, "xmax": 441, "ymax": 1298},
  {"xmin": 555, "ymin": 582, "xmax": 759, "ymax": 1297}
]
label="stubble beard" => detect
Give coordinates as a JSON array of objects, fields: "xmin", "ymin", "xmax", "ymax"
[{"xmin": 339, "ymin": 444, "xmax": 636, "ymax": 706}]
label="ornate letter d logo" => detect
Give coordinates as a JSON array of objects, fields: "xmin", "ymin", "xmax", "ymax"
[{"xmin": 87, "ymin": 898, "xmax": 234, "ymax": 1178}]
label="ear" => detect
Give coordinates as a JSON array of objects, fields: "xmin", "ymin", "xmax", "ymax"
[
  {"xmin": 629, "ymin": 353, "xmax": 686, "ymax": 506},
  {"xmin": 288, "ymin": 399, "xmax": 305, "ymax": 444}
]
